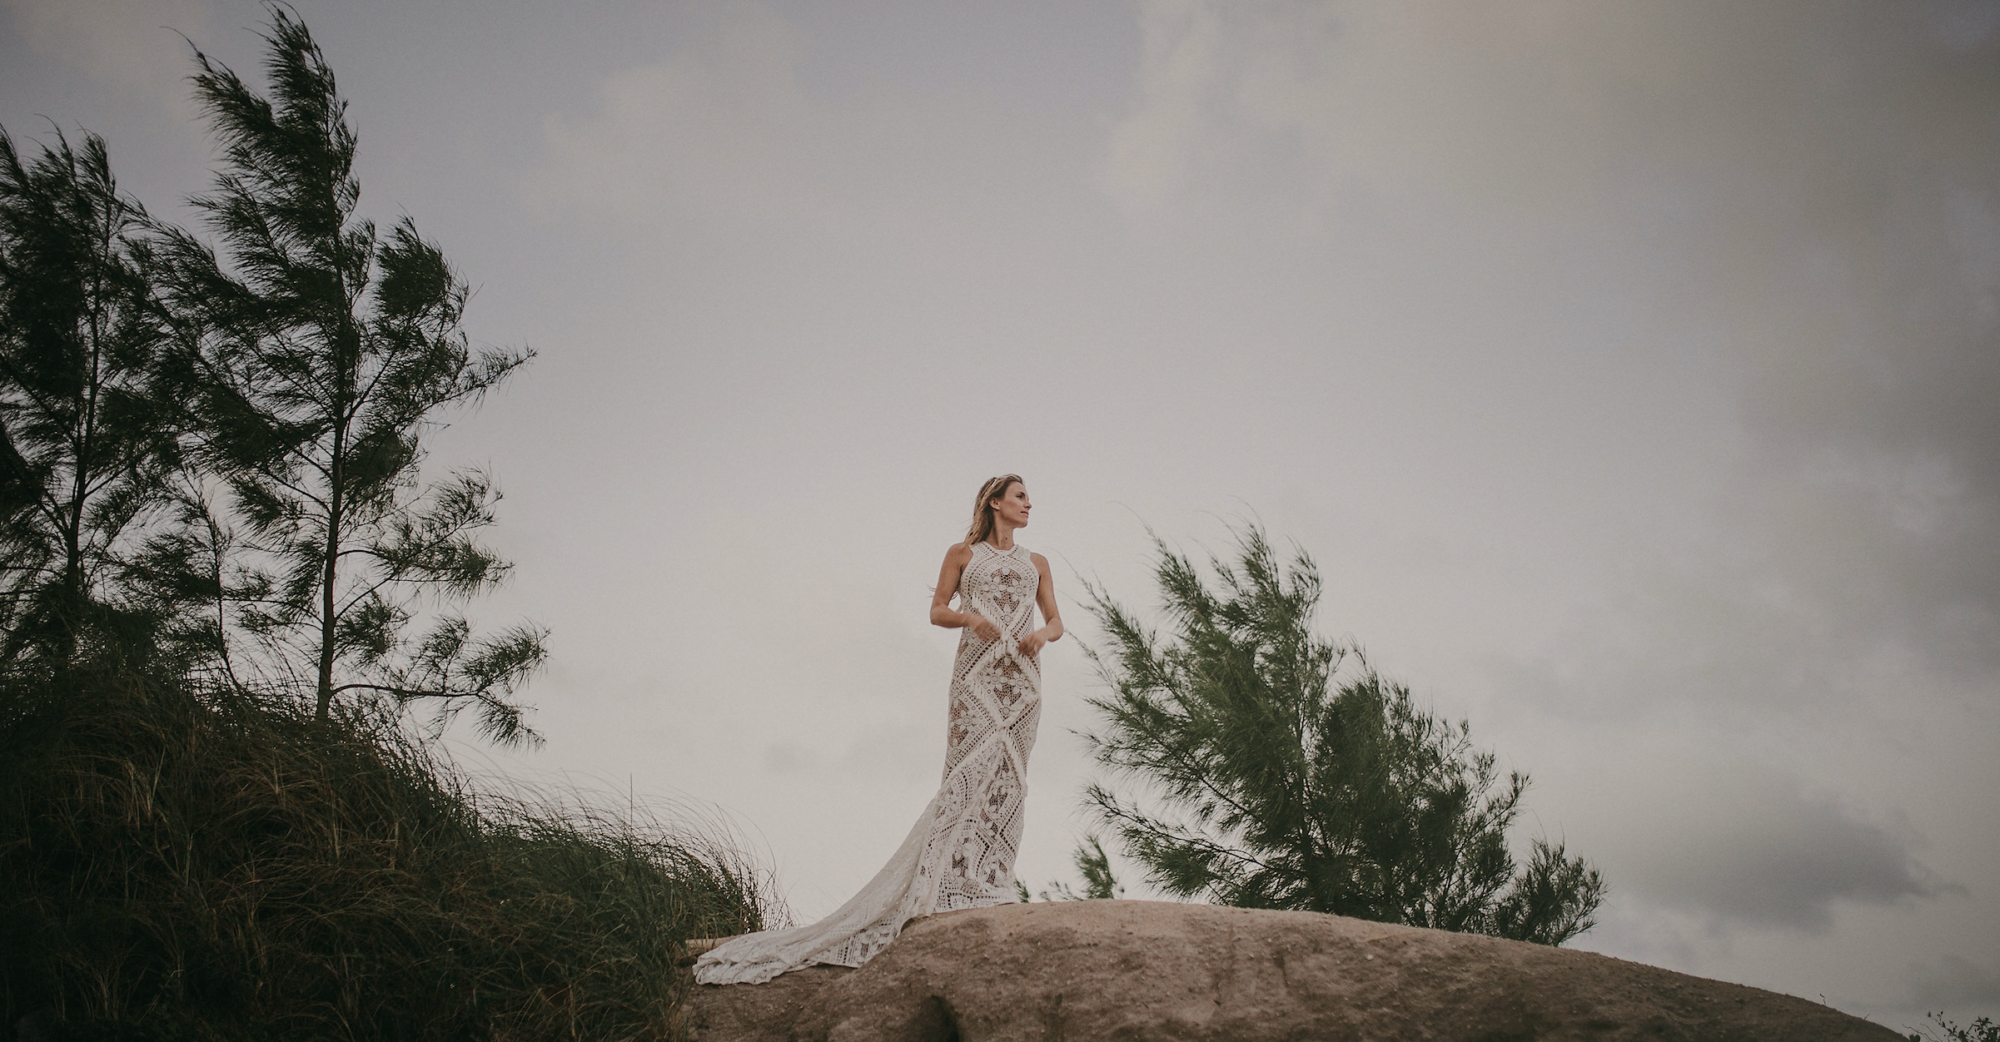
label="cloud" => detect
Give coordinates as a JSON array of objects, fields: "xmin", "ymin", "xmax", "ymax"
[
  {"xmin": 1094, "ymin": 0, "xmax": 1227, "ymax": 212},
  {"xmin": 1099, "ymin": 2, "xmax": 2000, "ymax": 216},
  {"xmin": 1905, "ymin": 954, "xmax": 2000, "ymax": 1017},
  {"xmin": 529, "ymin": 1, "xmax": 818, "ymax": 221},
  {"xmin": 1596, "ymin": 756, "xmax": 1946, "ymax": 932},
  {"xmin": 4, "ymin": 0, "xmax": 216, "ymax": 109},
  {"xmin": 1661, "ymin": 793, "xmax": 1941, "ymax": 930},
  {"xmin": 1100, "ymin": 0, "xmax": 2000, "ymax": 726}
]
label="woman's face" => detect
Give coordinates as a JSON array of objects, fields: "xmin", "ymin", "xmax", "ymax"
[{"xmin": 990, "ymin": 482, "xmax": 1031, "ymax": 529}]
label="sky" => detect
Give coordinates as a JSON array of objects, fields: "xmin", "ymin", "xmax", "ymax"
[{"xmin": 4, "ymin": 0, "xmax": 1997, "ymax": 1030}]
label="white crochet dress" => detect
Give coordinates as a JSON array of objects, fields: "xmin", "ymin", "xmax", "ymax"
[{"xmin": 694, "ymin": 541, "xmax": 1043, "ymax": 985}]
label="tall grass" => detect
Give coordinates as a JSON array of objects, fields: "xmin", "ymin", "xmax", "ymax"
[{"xmin": 0, "ymin": 670, "xmax": 774, "ymax": 1040}]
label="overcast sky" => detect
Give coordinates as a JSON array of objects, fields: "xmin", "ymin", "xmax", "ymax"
[{"xmin": 5, "ymin": 0, "xmax": 1997, "ymax": 1030}]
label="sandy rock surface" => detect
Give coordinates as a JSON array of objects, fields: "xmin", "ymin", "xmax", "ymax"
[{"xmin": 687, "ymin": 900, "xmax": 1900, "ymax": 1042}]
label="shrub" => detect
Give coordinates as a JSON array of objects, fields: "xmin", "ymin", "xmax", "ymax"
[
  {"xmin": 1912, "ymin": 1012, "xmax": 2000, "ymax": 1042},
  {"xmin": 0, "ymin": 670, "xmax": 770, "ymax": 1040}
]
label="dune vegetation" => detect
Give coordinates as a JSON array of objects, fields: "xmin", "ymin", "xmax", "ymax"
[
  {"xmin": 0, "ymin": 9, "xmax": 773, "ymax": 1037},
  {"xmin": 0, "ymin": 668, "xmax": 771, "ymax": 1039}
]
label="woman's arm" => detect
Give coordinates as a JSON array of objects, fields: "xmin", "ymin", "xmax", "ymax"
[
  {"xmin": 1018, "ymin": 552, "xmax": 1063, "ymax": 658},
  {"xmin": 931, "ymin": 543, "xmax": 1002, "ymax": 641}
]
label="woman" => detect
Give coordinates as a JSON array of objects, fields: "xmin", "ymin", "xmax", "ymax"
[{"xmin": 694, "ymin": 475, "xmax": 1063, "ymax": 985}]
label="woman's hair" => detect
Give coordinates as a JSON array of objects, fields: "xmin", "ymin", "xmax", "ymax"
[{"xmin": 964, "ymin": 474, "xmax": 1024, "ymax": 547}]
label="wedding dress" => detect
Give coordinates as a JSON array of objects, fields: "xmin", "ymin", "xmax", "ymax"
[{"xmin": 693, "ymin": 541, "xmax": 1043, "ymax": 985}]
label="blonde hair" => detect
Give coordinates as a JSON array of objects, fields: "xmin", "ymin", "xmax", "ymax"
[{"xmin": 964, "ymin": 474, "xmax": 1025, "ymax": 547}]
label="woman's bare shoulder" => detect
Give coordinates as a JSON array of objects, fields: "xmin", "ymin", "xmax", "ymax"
[
  {"xmin": 1030, "ymin": 551, "xmax": 1051, "ymax": 570},
  {"xmin": 944, "ymin": 541, "xmax": 974, "ymax": 563}
]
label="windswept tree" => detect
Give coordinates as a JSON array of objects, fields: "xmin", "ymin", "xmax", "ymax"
[
  {"xmin": 157, "ymin": 11, "xmax": 545, "ymax": 742},
  {"xmin": 0, "ymin": 128, "xmax": 176, "ymax": 674},
  {"xmin": 1081, "ymin": 526, "xmax": 1604, "ymax": 946}
]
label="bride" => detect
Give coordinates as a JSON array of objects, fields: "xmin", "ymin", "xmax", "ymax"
[{"xmin": 694, "ymin": 475, "xmax": 1063, "ymax": 985}]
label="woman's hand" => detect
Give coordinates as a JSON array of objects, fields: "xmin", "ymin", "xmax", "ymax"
[
  {"xmin": 1017, "ymin": 627, "xmax": 1051, "ymax": 658},
  {"xmin": 966, "ymin": 613, "xmax": 1002, "ymax": 642}
]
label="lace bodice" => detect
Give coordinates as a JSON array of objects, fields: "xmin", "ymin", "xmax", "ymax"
[{"xmin": 958, "ymin": 542, "xmax": 1040, "ymax": 643}]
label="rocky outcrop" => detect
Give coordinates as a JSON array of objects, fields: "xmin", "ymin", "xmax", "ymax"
[{"xmin": 688, "ymin": 900, "xmax": 1900, "ymax": 1041}]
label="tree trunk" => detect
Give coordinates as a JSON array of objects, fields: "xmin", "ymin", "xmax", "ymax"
[{"xmin": 314, "ymin": 424, "xmax": 344, "ymax": 721}]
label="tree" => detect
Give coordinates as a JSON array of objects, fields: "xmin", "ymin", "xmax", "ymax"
[
  {"xmin": 1016, "ymin": 834, "xmax": 1126, "ymax": 903},
  {"xmin": 157, "ymin": 10, "xmax": 545, "ymax": 742},
  {"xmin": 1079, "ymin": 526, "xmax": 1604, "ymax": 946},
  {"xmin": 0, "ymin": 128, "xmax": 176, "ymax": 674}
]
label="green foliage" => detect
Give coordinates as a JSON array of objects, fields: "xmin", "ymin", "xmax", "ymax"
[
  {"xmin": 0, "ymin": 127, "xmax": 176, "ymax": 674},
  {"xmin": 1079, "ymin": 525, "xmax": 1604, "ymax": 946},
  {"xmin": 1912, "ymin": 1012, "xmax": 2000, "ymax": 1042},
  {"xmin": 1018, "ymin": 835, "xmax": 1126, "ymax": 903},
  {"xmin": 1067, "ymin": 834, "xmax": 1125, "ymax": 900},
  {"xmin": 153, "ymin": 9, "xmax": 542, "ymax": 737},
  {"xmin": 0, "ymin": 668, "xmax": 772, "ymax": 1040}
]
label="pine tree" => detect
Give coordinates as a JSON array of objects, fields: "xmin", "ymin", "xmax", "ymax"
[
  {"xmin": 157, "ymin": 11, "xmax": 544, "ymax": 742},
  {"xmin": 1080, "ymin": 526, "xmax": 1604, "ymax": 946},
  {"xmin": 0, "ymin": 128, "xmax": 176, "ymax": 674}
]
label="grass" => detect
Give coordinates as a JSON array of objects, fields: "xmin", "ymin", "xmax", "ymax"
[{"xmin": 0, "ymin": 668, "xmax": 774, "ymax": 1040}]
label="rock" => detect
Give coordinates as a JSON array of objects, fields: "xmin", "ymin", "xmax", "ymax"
[
  {"xmin": 690, "ymin": 966, "xmax": 855, "ymax": 1039},
  {"xmin": 687, "ymin": 900, "xmax": 1901, "ymax": 1042}
]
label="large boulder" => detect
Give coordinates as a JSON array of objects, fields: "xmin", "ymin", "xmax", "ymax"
[{"xmin": 688, "ymin": 900, "xmax": 1900, "ymax": 1041}]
